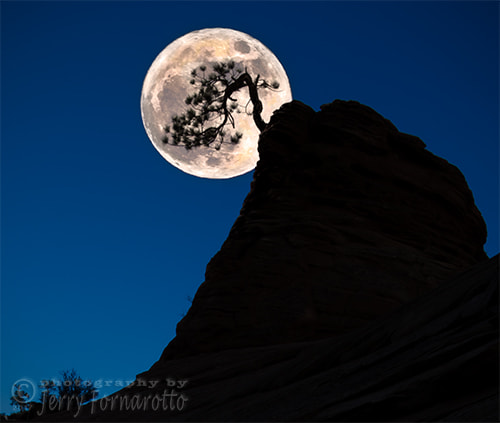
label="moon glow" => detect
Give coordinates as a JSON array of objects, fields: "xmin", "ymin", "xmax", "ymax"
[{"xmin": 141, "ymin": 28, "xmax": 292, "ymax": 179}]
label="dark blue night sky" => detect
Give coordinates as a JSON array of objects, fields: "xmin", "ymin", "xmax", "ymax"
[{"xmin": 1, "ymin": 1, "xmax": 498, "ymax": 413}]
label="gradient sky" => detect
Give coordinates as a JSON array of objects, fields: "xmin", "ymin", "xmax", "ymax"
[{"xmin": 1, "ymin": 1, "xmax": 498, "ymax": 414}]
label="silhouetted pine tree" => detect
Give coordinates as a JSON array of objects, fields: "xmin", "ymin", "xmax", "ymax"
[{"xmin": 162, "ymin": 61, "xmax": 279, "ymax": 150}]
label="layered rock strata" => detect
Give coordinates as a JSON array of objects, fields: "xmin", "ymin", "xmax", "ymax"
[{"xmin": 53, "ymin": 254, "xmax": 498, "ymax": 422}]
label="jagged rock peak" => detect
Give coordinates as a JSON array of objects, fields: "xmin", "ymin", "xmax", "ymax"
[{"xmin": 161, "ymin": 99, "xmax": 488, "ymax": 360}]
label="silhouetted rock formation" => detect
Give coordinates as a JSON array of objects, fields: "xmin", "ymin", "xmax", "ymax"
[
  {"xmin": 38, "ymin": 100, "xmax": 497, "ymax": 422},
  {"xmin": 162, "ymin": 100, "xmax": 488, "ymax": 359}
]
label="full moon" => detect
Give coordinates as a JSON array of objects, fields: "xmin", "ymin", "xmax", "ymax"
[{"xmin": 140, "ymin": 28, "xmax": 292, "ymax": 179}]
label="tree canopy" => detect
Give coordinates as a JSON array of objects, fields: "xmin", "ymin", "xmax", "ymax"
[
  {"xmin": 162, "ymin": 61, "xmax": 279, "ymax": 151},
  {"xmin": 40, "ymin": 368, "xmax": 98, "ymax": 406}
]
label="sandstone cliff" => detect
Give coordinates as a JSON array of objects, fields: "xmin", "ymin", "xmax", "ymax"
[
  {"xmin": 161, "ymin": 100, "xmax": 488, "ymax": 359},
  {"xmin": 37, "ymin": 100, "xmax": 496, "ymax": 422}
]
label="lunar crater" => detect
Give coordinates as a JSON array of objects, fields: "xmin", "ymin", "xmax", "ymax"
[{"xmin": 234, "ymin": 40, "xmax": 250, "ymax": 54}]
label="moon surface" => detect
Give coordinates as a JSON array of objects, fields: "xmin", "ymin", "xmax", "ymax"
[{"xmin": 141, "ymin": 28, "xmax": 292, "ymax": 179}]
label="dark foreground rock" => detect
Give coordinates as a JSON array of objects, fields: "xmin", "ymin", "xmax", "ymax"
[
  {"xmin": 50, "ymin": 254, "xmax": 498, "ymax": 421},
  {"xmin": 35, "ymin": 100, "xmax": 496, "ymax": 422}
]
